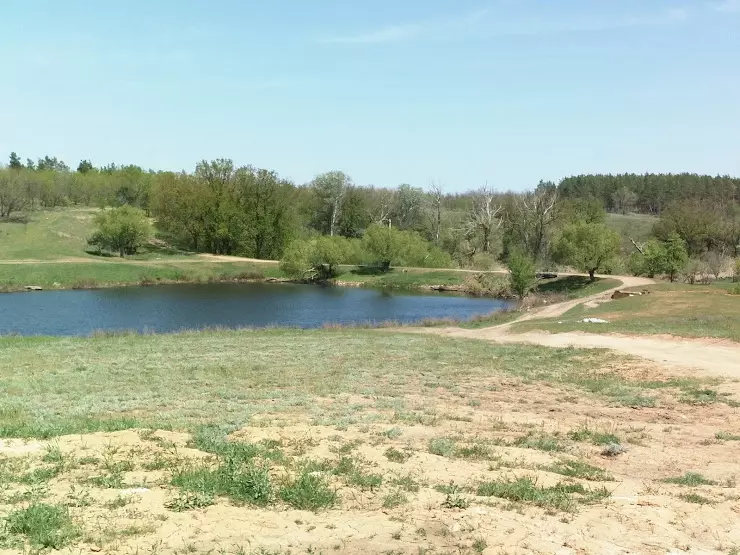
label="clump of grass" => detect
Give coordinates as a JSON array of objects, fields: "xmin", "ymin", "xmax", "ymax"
[
  {"xmin": 384, "ymin": 447, "xmax": 411, "ymax": 463},
  {"xmin": 715, "ymin": 432, "xmax": 740, "ymax": 441},
  {"xmin": 5, "ymin": 503, "xmax": 80, "ymax": 549},
  {"xmin": 567, "ymin": 427, "xmax": 620, "ymax": 446},
  {"xmin": 472, "ymin": 537, "xmax": 488, "ymax": 553},
  {"xmin": 513, "ymin": 433, "xmax": 565, "ymax": 453},
  {"xmin": 84, "ymin": 471, "xmax": 124, "ymax": 489},
  {"xmin": 391, "ymin": 475, "xmax": 420, "ymax": 493},
  {"xmin": 171, "ymin": 458, "xmax": 272, "ymax": 507},
  {"xmin": 381, "ymin": 428, "xmax": 403, "ymax": 439},
  {"xmin": 439, "ymin": 483, "xmax": 470, "ymax": 509},
  {"xmin": 279, "ymin": 469, "xmax": 337, "ymax": 511},
  {"xmin": 164, "ymin": 490, "xmax": 215, "ymax": 512},
  {"xmin": 332, "ymin": 456, "xmax": 382, "ymax": 491},
  {"xmin": 429, "ymin": 438, "xmax": 456, "ymax": 458},
  {"xmin": 663, "ymin": 472, "xmax": 716, "ymax": 487},
  {"xmin": 544, "ymin": 459, "xmax": 614, "ymax": 482},
  {"xmin": 679, "ymin": 492, "xmax": 713, "ymax": 504},
  {"xmin": 382, "ymin": 491, "xmax": 408, "ymax": 509},
  {"xmin": 477, "ymin": 477, "xmax": 609, "ymax": 512},
  {"xmin": 20, "ymin": 466, "xmax": 61, "ymax": 485},
  {"xmin": 456, "ymin": 444, "xmax": 492, "ymax": 460},
  {"xmin": 104, "ymin": 495, "xmax": 135, "ymax": 509},
  {"xmin": 681, "ymin": 388, "xmax": 720, "ymax": 405}
]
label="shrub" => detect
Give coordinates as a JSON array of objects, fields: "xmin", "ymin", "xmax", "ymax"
[
  {"xmin": 428, "ymin": 438, "xmax": 456, "ymax": 457},
  {"xmin": 279, "ymin": 469, "xmax": 337, "ymax": 511},
  {"xmin": 734, "ymin": 258, "xmax": 740, "ymax": 283},
  {"xmin": 5, "ymin": 503, "xmax": 80, "ymax": 549},
  {"xmin": 507, "ymin": 249, "xmax": 538, "ymax": 299},
  {"xmin": 463, "ymin": 273, "xmax": 511, "ymax": 297},
  {"xmin": 87, "ymin": 205, "xmax": 152, "ymax": 258}
]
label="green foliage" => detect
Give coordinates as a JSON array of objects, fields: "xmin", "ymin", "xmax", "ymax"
[
  {"xmin": 734, "ymin": 258, "xmax": 740, "ymax": 283},
  {"xmin": 428, "ymin": 438, "xmax": 456, "ymax": 457},
  {"xmin": 663, "ymin": 233, "xmax": 689, "ymax": 282},
  {"xmin": 382, "ymin": 491, "xmax": 408, "ymax": 509},
  {"xmin": 567, "ymin": 427, "xmax": 620, "ymax": 445},
  {"xmin": 554, "ymin": 222, "xmax": 622, "ymax": 279},
  {"xmin": 280, "ymin": 236, "xmax": 353, "ymax": 280},
  {"xmin": 477, "ymin": 477, "xmax": 609, "ymax": 512},
  {"xmin": 545, "ymin": 459, "xmax": 613, "ymax": 482},
  {"xmin": 384, "ymin": 447, "xmax": 411, "ymax": 463},
  {"xmin": 88, "ymin": 205, "xmax": 152, "ymax": 258},
  {"xmin": 507, "ymin": 250, "xmax": 538, "ymax": 299},
  {"xmin": 279, "ymin": 468, "xmax": 337, "ymax": 511},
  {"xmin": 5, "ymin": 503, "xmax": 80, "ymax": 549},
  {"xmin": 663, "ymin": 472, "xmax": 715, "ymax": 486}
]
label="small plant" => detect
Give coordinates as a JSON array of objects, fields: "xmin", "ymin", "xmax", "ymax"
[
  {"xmin": 600, "ymin": 443, "xmax": 626, "ymax": 457},
  {"xmin": 439, "ymin": 483, "xmax": 470, "ymax": 509},
  {"xmin": 279, "ymin": 469, "xmax": 337, "ymax": 511},
  {"xmin": 85, "ymin": 471, "xmax": 124, "ymax": 489},
  {"xmin": 663, "ymin": 472, "xmax": 716, "ymax": 487},
  {"xmin": 20, "ymin": 466, "xmax": 61, "ymax": 485},
  {"xmin": 381, "ymin": 428, "xmax": 403, "ymax": 439},
  {"xmin": 382, "ymin": 491, "xmax": 408, "ymax": 509},
  {"xmin": 5, "ymin": 503, "xmax": 80, "ymax": 549},
  {"xmin": 104, "ymin": 495, "xmax": 135, "ymax": 509},
  {"xmin": 472, "ymin": 537, "xmax": 488, "ymax": 553},
  {"xmin": 545, "ymin": 459, "xmax": 614, "ymax": 482},
  {"xmin": 513, "ymin": 433, "xmax": 564, "ymax": 453},
  {"xmin": 164, "ymin": 491, "xmax": 214, "ymax": 512},
  {"xmin": 391, "ymin": 475, "xmax": 420, "ymax": 493},
  {"xmin": 428, "ymin": 438, "xmax": 456, "ymax": 458},
  {"xmin": 41, "ymin": 442, "xmax": 65, "ymax": 464},
  {"xmin": 384, "ymin": 447, "xmax": 411, "ymax": 463},
  {"xmin": 681, "ymin": 388, "xmax": 720, "ymax": 405},
  {"xmin": 64, "ymin": 486, "xmax": 93, "ymax": 508},
  {"xmin": 716, "ymin": 432, "xmax": 740, "ymax": 441},
  {"xmin": 567, "ymin": 427, "xmax": 620, "ymax": 446},
  {"xmin": 477, "ymin": 477, "xmax": 609, "ymax": 512},
  {"xmin": 679, "ymin": 492, "xmax": 713, "ymax": 505},
  {"xmin": 456, "ymin": 444, "xmax": 491, "ymax": 460}
]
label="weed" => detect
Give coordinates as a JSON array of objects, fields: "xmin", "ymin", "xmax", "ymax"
[
  {"xmin": 171, "ymin": 459, "xmax": 272, "ymax": 506},
  {"xmin": 85, "ymin": 471, "xmax": 124, "ymax": 489},
  {"xmin": 513, "ymin": 433, "xmax": 565, "ymax": 452},
  {"xmin": 472, "ymin": 537, "xmax": 488, "ymax": 553},
  {"xmin": 681, "ymin": 388, "xmax": 720, "ymax": 405},
  {"xmin": 457, "ymin": 444, "xmax": 492, "ymax": 460},
  {"xmin": 679, "ymin": 492, "xmax": 713, "ymax": 504},
  {"xmin": 429, "ymin": 438, "xmax": 456, "ymax": 458},
  {"xmin": 477, "ymin": 477, "xmax": 609, "ymax": 512},
  {"xmin": 382, "ymin": 491, "xmax": 409, "ymax": 509},
  {"xmin": 439, "ymin": 483, "xmax": 470, "ymax": 509},
  {"xmin": 544, "ymin": 459, "xmax": 614, "ymax": 482},
  {"xmin": 716, "ymin": 432, "xmax": 740, "ymax": 441},
  {"xmin": 391, "ymin": 475, "xmax": 420, "ymax": 493},
  {"xmin": 5, "ymin": 503, "xmax": 80, "ymax": 549},
  {"xmin": 381, "ymin": 428, "xmax": 403, "ymax": 439},
  {"xmin": 663, "ymin": 473, "xmax": 716, "ymax": 486},
  {"xmin": 568, "ymin": 427, "xmax": 620, "ymax": 446},
  {"xmin": 65, "ymin": 486, "xmax": 93, "ymax": 507},
  {"xmin": 20, "ymin": 466, "xmax": 61, "ymax": 485},
  {"xmin": 164, "ymin": 490, "xmax": 215, "ymax": 512},
  {"xmin": 279, "ymin": 469, "xmax": 337, "ymax": 511},
  {"xmin": 384, "ymin": 447, "xmax": 411, "ymax": 463},
  {"xmin": 41, "ymin": 442, "xmax": 65, "ymax": 464},
  {"xmin": 104, "ymin": 495, "xmax": 135, "ymax": 509}
]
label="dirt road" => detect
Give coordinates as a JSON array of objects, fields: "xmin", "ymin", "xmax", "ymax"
[{"xmin": 412, "ymin": 275, "xmax": 740, "ymax": 380}]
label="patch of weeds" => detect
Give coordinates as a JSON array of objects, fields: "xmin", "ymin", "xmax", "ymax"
[
  {"xmin": 171, "ymin": 458, "xmax": 272, "ymax": 506},
  {"xmin": 78, "ymin": 456, "xmax": 100, "ymax": 466},
  {"xmin": 472, "ymin": 537, "xmax": 488, "ymax": 553},
  {"xmin": 681, "ymin": 388, "xmax": 720, "ymax": 405},
  {"xmin": 544, "ymin": 459, "xmax": 614, "ymax": 482},
  {"xmin": 716, "ymin": 432, "xmax": 740, "ymax": 441},
  {"xmin": 333, "ymin": 439, "xmax": 363, "ymax": 454},
  {"xmin": 384, "ymin": 447, "xmax": 411, "ymax": 463},
  {"xmin": 164, "ymin": 490, "xmax": 215, "ymax": 512},
  {"xmin": 679, "ymin": 492, "xmax": 713, "ymax": 504},
  {"xmin": 391, "ymin": 474, "xmax": 420, "ymax": 493},
  {"xmin": 477, "ymin": 477, "xmax": 609, "ymax": 512},
  {"xmin": 440, "ymin": 483, "xmax": 470, "ymax": 509},
  {"xmin": 513, "ymin": 433, "xmax": 565, "ymax": 453},
  {"xmin": 65, "ymin": 486, "xmax": 93, "ymax": 507},
  {"xmin": 5, "ymin": 503, "xmax": 80, "ymax": 549},
  {"xmin": 382, "ymin": 491, "xmax": 408, "ymax": 509},
  {"xmin": 338, "ymin": 458, "xmax": 383, "ymax": 491},
  {"xmin": 104, "ymin": 495, "xmax": 135, "ymax": 509},
  {"xmin": 663, "ymin": 472, "xmax": 716, "ymax": 486},
  {"xmin": 103, "ymin": 458, "xmax": 135, "ymax": 473},
  {"xmin": 85, "ymin": 471, "xmax": 124, "ymax": 489},
  {"xmin": 393, "ymin": 410, "xmax": 439, "ymax": 427},
  {"xmin": 429, "ymin": 438, "xmax": 456, "ymax": 458},
  {"xmin": 381, "ymin": 427, "xmax": 403, "ymax": 440},
  {"xmin": 20, "ymin": 465, "xmax": 61, "ymax": 485},
  {"xmin": 457, "ymin": 444, "xmax": 492, "ymax": 460},
  {"xmin": 41, "ymin": 442, "xmax": 65, "ymax": 464},
  {"xmin": 279, "ymin": 469, "xmax": 337, "ymax": 511},
  {"xmin": 567, "ymin": 427, "xmax": 620, "ymax": 446},
  {"xmin": 601, "ymin": 443, "xmax": 627, "ymax": 457}
]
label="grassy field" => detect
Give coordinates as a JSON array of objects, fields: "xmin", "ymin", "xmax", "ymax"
[
  {"xmin": 510, "ymin": 281, "xmax": 740, "ymax": 341},
  {"xmin": 606, "ymin": 212, "xmax": 658, "ymax": 252},
  {"xmin": 0, "ymin": 330, "xmax": 738, "ymax": 554}
]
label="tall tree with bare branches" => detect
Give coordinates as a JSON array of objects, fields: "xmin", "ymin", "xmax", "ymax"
[{"xmin": 467, "ymin": 184, "xmax": 503, "ymax": 253}]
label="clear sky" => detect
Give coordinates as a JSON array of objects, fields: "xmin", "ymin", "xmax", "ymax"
[{"xmin": 1, "ymin": 0, "xmax": 738, "ymax": 191}]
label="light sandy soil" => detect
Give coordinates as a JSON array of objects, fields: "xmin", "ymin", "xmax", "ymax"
[{"xmin": 1, "ymin": 365, "xmax": 740, "ymax": 555}]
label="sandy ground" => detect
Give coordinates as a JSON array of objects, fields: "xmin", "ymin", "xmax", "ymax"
[{"xmin": 1, "ymin": 366, "xmax": 739, "ymax": 555}]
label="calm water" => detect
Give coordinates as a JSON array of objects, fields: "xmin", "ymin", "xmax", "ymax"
[{"xmin": 0, "ymin": 283, "xmax": 512, "ymax": 336}]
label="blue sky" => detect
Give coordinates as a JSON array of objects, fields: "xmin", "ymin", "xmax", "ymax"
[{"xmin": 1, "ymin": 0, "xmax": 738, "ymax": 191}]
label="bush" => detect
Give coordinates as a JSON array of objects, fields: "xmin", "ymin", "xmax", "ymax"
[
  {"xmin": 463, "ymin": 274, "xmax": 511, "ymax": 297},
  {"xmin": 734, "ymin": 258, "xmax": 740, "ymax": 283},
  {"xmin": 87, "ymin": 205, "xmax": 152, "ymax": 258},
  {"xmin": 683, "ymin": 258, "xmax": 708, "ymax": 285},
  {"xmin": 507, "ymin": 250, "xmax": 537, "ymax": 299}
]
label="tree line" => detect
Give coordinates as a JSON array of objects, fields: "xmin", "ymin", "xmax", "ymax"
[{"xmin": 4, "ymin": 151, "xmax": 740, "ymax": 289}]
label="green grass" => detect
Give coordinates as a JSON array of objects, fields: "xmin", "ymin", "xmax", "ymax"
[
  {"xmin": 278, "ymin": 468, "xmax": 337, "ymax": 511},
  {"xmin": 5, "ymin": 503, "xmax": 80, "ymax": 549},
  {"xmin": 476, "ymin": 477, "xmax": 609, "ymax": 512},
  {"xmin": 0, "ymin": 209, "xmax": 98, "ymax": 260},
  {"xmin": 511, "ymin": 282, "xmax": 740, "ymax": 342},
  {"xmin": 663, "ymin": 472, "xmax": 716, "ymax": 486},
  {"xmin": 544, "ymin": 459, "xmax": 614, "ymax": 482},
  {"xmin": 567, "ymin": 427, "xmax": 621, "ymax": 446},
  {"xmin": 715, "ymin": 432, "xmax": 740, "ymax": 441},
  {"xmin": 678, "ymin": 492, "xmax": 713, "ymax": 505},
  {"xmin": 0, "ymin": 330, "xmax": 720, "ymax": 439},
  {"xmin": 536, "ymin": 276, "xmax": 622, "ymax": 300}
]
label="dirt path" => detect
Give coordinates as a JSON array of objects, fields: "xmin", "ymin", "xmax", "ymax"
[{"xmin": 411, "ymin": 275, "xmax": 740, "ymax": 380}]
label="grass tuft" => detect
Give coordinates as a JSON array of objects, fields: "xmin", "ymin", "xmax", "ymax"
[
  {"xmin": 279, "ymin": 468, "xmax": 337, "ymax": 511},
  {"xmin": 5, "ymin": 503, "xmax": 80, "ymax": 549},
  {"xmin": 663, "ymin": 472, "xmax": 716, "ymax": 487},
  {"xmin": 477, "ymin": 477, "xmax": 609, "ymax": 512}
]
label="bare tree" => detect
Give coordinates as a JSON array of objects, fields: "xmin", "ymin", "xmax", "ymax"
[
  {"xmin": 467, "ymin": 184, "xmax": 503, "ymax": 253},
  {"xmin": 368, "ymin": 187, "xmax": 396, "ymax": 227},
  {"xmin": 429, "ymin": 181, "xmax": 444, "ymax": 245},
  {"xmin": 508, "ymin": 185, "xmax": 558, "ymax": 260}
]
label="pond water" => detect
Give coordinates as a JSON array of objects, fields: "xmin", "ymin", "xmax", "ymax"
[{"xmin": 0, "ymin": 282, "xmax": 512, "ymax": 336}]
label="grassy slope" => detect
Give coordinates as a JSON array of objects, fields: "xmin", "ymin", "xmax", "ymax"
[
  {"xmin": 510, "ymin": 281, "xmax": 740, "ymax": 342},
  {"xmin": 606, "ymin": 212, "xmax": 658, "ymax": 252},
  {"xmin": 0, "ymin": 330, "xmax": 719, "ymax": 439}
]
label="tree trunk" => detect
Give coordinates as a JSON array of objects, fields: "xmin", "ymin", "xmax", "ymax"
[
  {"xmin": 119, "ymin": 248, "xmax": 125, "ymax": 258},
  {"xmin": 588, "ymin": 269, "xmax": 595, "ymax": 281}
]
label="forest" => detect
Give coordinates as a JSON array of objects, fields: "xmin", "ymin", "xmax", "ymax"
[{"xmin": 2, "ymin": 152, "xmax": 739, "ymax": 281}]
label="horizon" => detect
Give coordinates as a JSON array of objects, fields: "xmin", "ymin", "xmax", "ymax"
[{"xmin": 1, "ymin": 0, "xmax": 739, "ymax": 191}]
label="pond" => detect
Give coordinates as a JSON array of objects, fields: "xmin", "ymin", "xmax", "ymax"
[{"xmin": 0, "ymin": 282, "xmax": 512, "ymax": 336}]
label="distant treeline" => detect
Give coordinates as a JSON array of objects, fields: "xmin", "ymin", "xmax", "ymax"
[
  {"xmin": 3, "ymin": 152, "xmax": 740, "ymax": 273},
  {"xmin": 559, "ymin": 173, "xmax": 740, "ymax": 215}
]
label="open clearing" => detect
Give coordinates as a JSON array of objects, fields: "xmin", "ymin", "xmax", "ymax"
[{"xmin": 1, "ymin": 331, "xmax": 739, "ymax": 554}]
